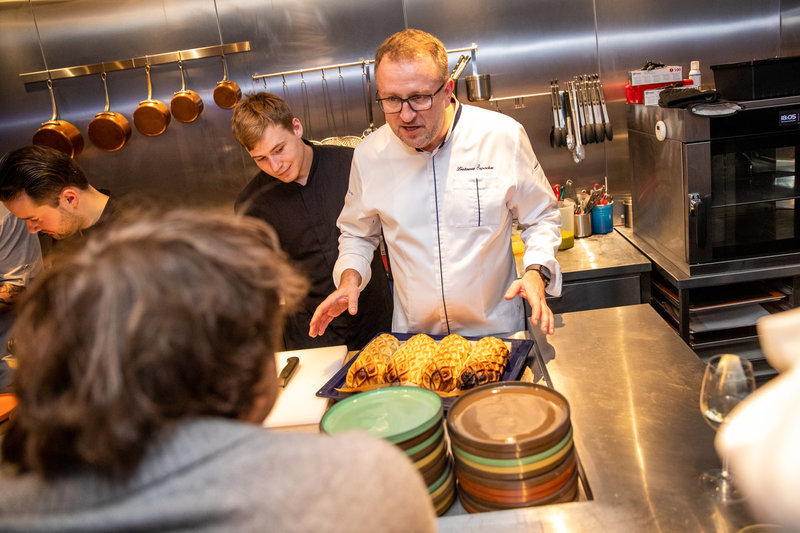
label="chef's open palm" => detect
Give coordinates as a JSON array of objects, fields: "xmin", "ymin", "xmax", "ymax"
[{"xmin": 309, "ymin": 270, "xmax": 362, "ymax": 338}]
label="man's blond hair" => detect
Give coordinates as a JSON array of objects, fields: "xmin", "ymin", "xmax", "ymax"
[{"xmin": 375, "ymin": 29, "xmax": 449, "ymax": 82}]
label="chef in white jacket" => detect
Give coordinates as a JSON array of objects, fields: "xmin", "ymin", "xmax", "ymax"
[{"xmin": 309, "ymin": 29, "xmax": 561, "ymax": 338}]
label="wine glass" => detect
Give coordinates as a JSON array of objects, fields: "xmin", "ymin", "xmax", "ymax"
[{"xmin": 699, "ymin": 353, "xmax": 756, "ymax": 502}]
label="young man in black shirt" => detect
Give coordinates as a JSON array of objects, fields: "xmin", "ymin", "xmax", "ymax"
[{"xmin": 232, "ymin": 93, "xmax": 392, "ymax": 350}]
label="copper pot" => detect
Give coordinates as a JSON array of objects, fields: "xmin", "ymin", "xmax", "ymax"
[
  {"xmin": 212, "ymin": 55, "xmax": 241, "ymax": 109},
  {"xmin": 32, "ymin": 79, "xmax": 84, "ymax": 158},
  {"xmin": 133, "ymin": 65, "xmax": 170, "ymax": 136},
  {"xmin": 88, "ymin": 73, "xmax": 132, "ymax": 152},
  {"xmin": 170, "ymin": 60, "xmax": 203, "ymax": 123}
]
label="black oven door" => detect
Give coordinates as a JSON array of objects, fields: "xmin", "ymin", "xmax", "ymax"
[{"xmin": 696, "ymin": 128, "xmax": 800, "ymax": 263}]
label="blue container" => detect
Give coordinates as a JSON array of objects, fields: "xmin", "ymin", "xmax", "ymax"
[{"xmin": 590, "ymin": 202, "xmax": 614, "ymax": 234}]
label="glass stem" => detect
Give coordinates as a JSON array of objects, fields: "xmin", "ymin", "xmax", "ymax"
[{"xmin": 721, "ymin": 453, "xmax": 731, "ymax": 481}]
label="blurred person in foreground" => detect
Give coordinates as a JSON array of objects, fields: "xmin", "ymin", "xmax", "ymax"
[
  {"xmin": 309, "ymin": 29, "xmax": 561, "ymax": 340},
  {"xmin": 716, "ymin": 307, "xmax": 800, "ymax": 531},
  {"xmin": 0, "ymin": 145, "xmax": 116, "ymax": 254},
  {"xmin": 0, "ymin": 210, "xmax": 436, "ymax": 532},
  {"xmin": 232, "ymin": 92, "xmax": 392, "ymax": 350}
]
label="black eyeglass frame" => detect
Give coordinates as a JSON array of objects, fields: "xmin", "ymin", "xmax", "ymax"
[{"xmin": 375, "ymin": 80, "xmax": 448, "ymax": 114}]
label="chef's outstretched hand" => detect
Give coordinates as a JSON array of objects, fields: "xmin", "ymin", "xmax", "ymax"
[
  {"xmin": 504, "ymin": 271, "xmax": 555, "ymax": 335},
  {"xmin": 309, "ymin": 269, "xmax": 362, "ymax": 338}
]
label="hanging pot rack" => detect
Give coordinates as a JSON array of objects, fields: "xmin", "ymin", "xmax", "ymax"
[
  {"xmin": 251, "ymin": 44, "xmax": 478, "ymax": 82},
  {"xmin": 19, "ymin": 41, "xmax": 251, "ymax": 84}
]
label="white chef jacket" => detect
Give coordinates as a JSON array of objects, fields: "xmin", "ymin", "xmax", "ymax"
[{"xmin": 334, "ymin": 100, "xmax": 561, "ymax": 336}]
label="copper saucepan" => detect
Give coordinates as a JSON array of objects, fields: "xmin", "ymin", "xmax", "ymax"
[
  {"xmin": 88, "ymin": 72, "xmax": 132, "ymax": 152},
  {"xmin": 32, "ymin": 79, "xmax": 84, "ymax": 158},
  {"xmin": 213, "ymin": 55, "xmax": 241, "ymax": 109},
  {"xmin": 133, "ymin": 65, "xmax": 171, "ymax": 136},
  {"xmin": 170, "ymin": 60, "xmax": 203, "ymax": 123}
]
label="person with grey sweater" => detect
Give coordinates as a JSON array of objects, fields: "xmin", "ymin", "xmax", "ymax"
[{"xmin": 0, "ymin": 210, "xmax": 436, "ymax": 532}]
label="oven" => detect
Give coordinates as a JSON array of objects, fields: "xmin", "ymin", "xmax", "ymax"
[{"xmin": 627, "ymin": 95, "xmax": 800, "ymax": 276}]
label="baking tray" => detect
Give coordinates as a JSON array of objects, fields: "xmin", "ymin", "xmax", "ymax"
[{"xmin": 316, "ymin": 332, "xmax": 534, "ymax": 410}]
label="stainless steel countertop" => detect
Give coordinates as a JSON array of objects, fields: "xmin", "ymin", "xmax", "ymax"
[
  {"xmin": 438, "ymin": 304, "xmax": 758, "ymax": 532},
  {"xmin": 516, "ymin": 229, "xmax": 651, "ymax": 282}
]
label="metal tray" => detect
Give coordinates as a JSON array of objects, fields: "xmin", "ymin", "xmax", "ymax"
[{"xmin": 315, "ymin": 332, "xmax": 534, "ymax": 410}]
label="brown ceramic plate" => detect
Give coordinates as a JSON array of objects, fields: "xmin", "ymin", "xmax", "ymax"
[
  {"xmin": 456, "ymin": 457, "xmax": 576, "ymax": 504},
  {"xmin": 453, "ymin": 444, "xmax": 575, "ymax": 481},
  {"xmin": 406, "ymin": 425, "xmax": 445, "ymax": 462},
  {"xmin": 449, "ymin": 423, "xmax": 572, "ymax": 462},
  {"xmin": 420, "ymin": 451, "xmax": 450, "ymax": 486},
  {"xmin": 447, "ymin": 382, "xmax": 570, "ymax": 457},
  {"xmin": 454, "ymin": 449, "xmax": 576, "ymax": 492},
  {"xmin": 396, "ymin": 416, "xmax": 443, "ymax": 451},
  {"xmin": 458, "ymin": 470, "xmax": 578, "ymax": 512}
]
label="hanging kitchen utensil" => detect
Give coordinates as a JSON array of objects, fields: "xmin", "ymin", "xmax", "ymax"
[
  {"xmin": 567, "ymin": 81, "xmax": 585, "ymax": 162},
  {"xmin": 550, "ymin": 80, "xmax": 565, "ymax": 148},
  {"xmin": 337, "ymin": 67, "xmax": 350, "ymax": 133},
  {"xmin": 133, "ymin": 64, "xmax": 171, "ymax": 136},
  {"xmin": 32, "ymin": 79, "xmax": 84, "ymax": 158},
  {"xmin": 589, "ymin": 75, "xmax": 605, "ymax": 142},
  {"xmin": 464, "ymin": 46, "xmax": 491, "ymax": 101},
  {"xmin": 580, "ymin": 76, "xmax": 596, "ymax": 144},
  {"xmin": 575, "ymin": 77, "xmax": 590, "ymax": 144},
  {"xmin": 449, "ymin": 53, "xmax": 471, "ymax": 100},
  {"xmin": 361, "ymin": 62, "xmax": 375, "ymax": 138},
  {"xmin": 299, "ymin": 72, "xmax": 315, "ymax": 140},
  {"xmin": 595, "ymin": 74, "xmax": 613, "ymax": 141},
  {"xmin": 213, "ymin": 56, "xmax": 241, "ymax": 109},
  {"xmin": 210, "ymin": 0, "xmax": 241, "ymax": 109},
  {"xmin": 563, "ymin": 90, "xmax": 575, "ymax": 151},
  {"xmin": 87, "ymin": 72, "xmax": 132, "ymax": 152},
  {"xmin": 321, "ymin": 69, "xmax": 336, "ymax": 133},
  {"xmin": 29, "ymin": 2, "xmax": 83, "ymax": 157},
  {"xmin": 170, "ymin": 58, "xmax": 204, "ymax": 123}
]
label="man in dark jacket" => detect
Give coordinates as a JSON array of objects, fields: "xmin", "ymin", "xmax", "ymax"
[{"xmin": 232, "ymin": 92, "xmax": 392, "ymax": 351}]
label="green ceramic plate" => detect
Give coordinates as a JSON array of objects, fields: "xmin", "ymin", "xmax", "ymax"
[{"xmin": 320, "ymin": 386, "xmax": 443, "ymax": 443}]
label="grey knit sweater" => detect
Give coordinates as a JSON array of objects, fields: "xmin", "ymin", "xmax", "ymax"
[{"xmin": 0, "ymin": 418, "xmax": 437, "ymax": 532}]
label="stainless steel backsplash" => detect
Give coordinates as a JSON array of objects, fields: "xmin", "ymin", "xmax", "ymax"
[{"xmin": 1, "ymin": 0, "xmax": 798, "ymax": 209}]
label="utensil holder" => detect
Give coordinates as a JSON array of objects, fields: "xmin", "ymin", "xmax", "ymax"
[
  {"xmin": 574, "ymin": 213, "xmax": 592, "ymax": 238},
  {"xmin": 590, "ymin": 202, "xmax": 614, "ymax": 234}
]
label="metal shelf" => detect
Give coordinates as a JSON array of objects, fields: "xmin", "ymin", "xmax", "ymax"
[
  {"xmin": 19, "ymin": 41, "xmax": 251, "ymax": 84},
  {"xmin": 251, "ymin": 44, "xmax": 478, "ymax": 82}
]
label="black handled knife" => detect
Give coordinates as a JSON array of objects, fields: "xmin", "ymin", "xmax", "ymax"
[{"xmin": 278, "ymin": 356, "xmax": 300, "ymax": 387}]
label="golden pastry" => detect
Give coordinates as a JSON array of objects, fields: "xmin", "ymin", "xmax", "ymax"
[
  {"xmin": 345, "ymin": 333, "xmax": 400, "ymax": 388},
  {"xmin": 458, "ymin": 336, "xmax": 510, "ymax": 390},
  {"xmin": 384, "ymin": 333, "xmax": 436, "ymax": 384},
  {"xmin": 419, "ymin": 334, "xmax": 473, "ymax": 392}
]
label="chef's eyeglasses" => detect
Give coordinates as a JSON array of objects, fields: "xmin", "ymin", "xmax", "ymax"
[{"xmin": 376, "ymin": 80, "xmax": 447, "ymax": 113}]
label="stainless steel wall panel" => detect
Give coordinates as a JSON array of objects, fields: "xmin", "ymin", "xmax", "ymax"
[
  {"xmin": 782, "ymin": 0, "xmax": 800, "ymax": 56},
  {"xmin": 0, "ymin": 0, "xmax": 791, "ymax": 211},
  {"xmin": 0, "ymin": 0, "xmax": 404, "ymax": 207},
  {"xmin": 596, "ymin": 0, "xmax": 782, "ymax": 200},
  {"xmin": 404, "ymin": 0, "xmax": 606, "ymax": 193}
]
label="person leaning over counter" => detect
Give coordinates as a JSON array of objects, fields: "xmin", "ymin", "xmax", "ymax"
[
  {"xmin": 0, "ymin": 210, "xmax": 437, "ymax": 533},
  {"xmin": 310, "ymin": 29, "xmax": 562, "ymax": 339},
  {"xmin": 231, "ymin": 92, "xmax": 392, "ymax": 351},
  {"xmin": 0, "ymin": 145, "xmax": 116, "ymax": 253}
]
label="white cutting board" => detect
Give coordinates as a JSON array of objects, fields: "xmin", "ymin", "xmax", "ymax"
[{"xmin": 262, "ymin": 345, "xmax": 348, "ymax": 429}]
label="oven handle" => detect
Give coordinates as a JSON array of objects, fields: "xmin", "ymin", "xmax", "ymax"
[{"xmin": 688, "ymin": 193, "xmax": 707, "ymax": 249}]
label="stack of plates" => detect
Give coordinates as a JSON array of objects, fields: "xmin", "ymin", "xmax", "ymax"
[
  {"xmin": 446, "ymin": 382, "xmax": 578, "ymax": 512},
  {"xmin": 320, "ymin": 387, "xmax": 456, "ymax": 515}
]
